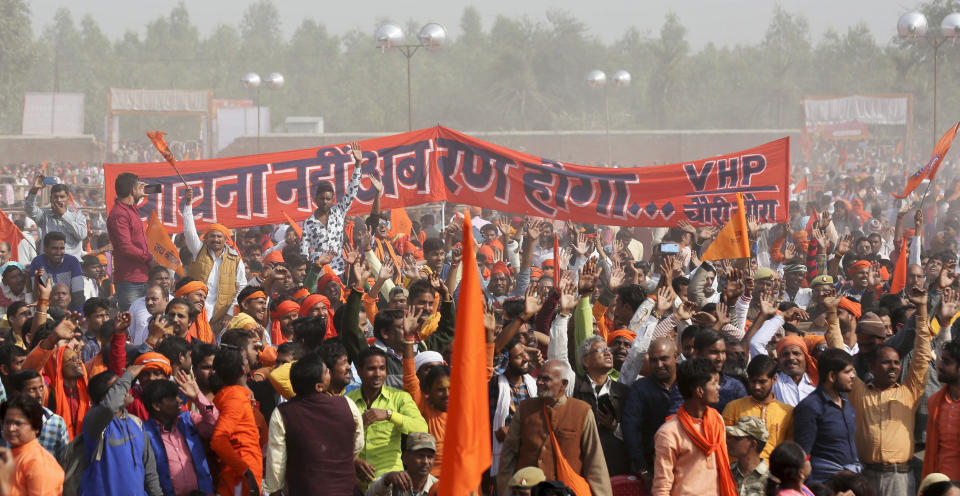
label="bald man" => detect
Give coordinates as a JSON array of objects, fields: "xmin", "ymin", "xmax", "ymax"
[
  {"xmin": 905, "ymin": 264, "xmax": 925, "ymax": 293},
  {"xmin": 50, "ymin": 283, "xmax": 71, "ymax": 312},
  {"xmin": 622, "ymin": 337, "xmax": 683, "ymax": 481},
  {"xmin": 497, "ymin": 360, "xmax": 612, "ymax": 496}
]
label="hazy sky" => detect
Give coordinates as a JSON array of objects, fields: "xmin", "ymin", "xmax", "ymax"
[{"xmin": 29, "ymin": 0, "xmax": 919, "ymax": 48}]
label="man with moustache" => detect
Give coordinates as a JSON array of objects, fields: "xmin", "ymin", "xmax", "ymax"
[
  {"xmin": 921, "ymin": 340, "xmax": 960, "ymax": 480},
  {"xmin": 497, "ymin": 360, "xmax": 611, "ymax": 496},
  {"xmin": 129, "ymin": 282, "xmax": 171, "ymax": 346},
  {"xmin": 489, "ymin": 337, "xmax": 537, "ymax": 480},
  {"xmin": 572, "ymin": 336, "xmax": 630, "ymax": 475},
  {"xmin": 824, "ymin": 287, "xmax": 932, "ymax": 495},
  {"xmin": 722, "ymin": 354, "xmax": 794, "ymax": 461}
]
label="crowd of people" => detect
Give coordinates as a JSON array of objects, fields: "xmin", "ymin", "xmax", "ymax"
[{"xmin": 0, "ymin": 136, "xmax": 957, "ymax": 496}]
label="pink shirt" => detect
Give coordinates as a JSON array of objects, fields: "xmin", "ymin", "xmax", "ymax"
[
  {"xmin": 154, "ymin": 393, "xmax": 219, "ymax": 496},
  {"xmin": 652, "ymin": 416, "xmax": 719, "ymax": 496}
]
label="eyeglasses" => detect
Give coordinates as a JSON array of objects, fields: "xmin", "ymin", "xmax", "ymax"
[{"xmin": 589, "ymin": 347, "xmax": 612, "ymax": 355}]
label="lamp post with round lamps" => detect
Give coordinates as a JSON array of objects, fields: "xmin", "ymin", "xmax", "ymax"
[
  {"xmin": 587, "ymin": 69, "xmax": 631, "ymax": 166},
  {"xmin": 376, "ymin": 22, "xmax": 446, "ymax": 131},
  {"xmin": 897, "ymin": 11, "xmax": 960, "ymax": 145},
  {"xmin": 241, "ymin": 72, "xmax": 284, "ymax": 153}
]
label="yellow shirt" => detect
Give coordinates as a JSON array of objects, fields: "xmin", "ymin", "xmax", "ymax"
[
  {"xmin": 722, "ymin": 396, "xmax": 794, "ymax": 461},
  {"xmin": 825, "ymin": 311, "xmax": 931, "ymax": 464}
]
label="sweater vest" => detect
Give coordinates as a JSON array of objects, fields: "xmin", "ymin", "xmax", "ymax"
[
  {"xmin": 187, "ymin": 248, "xmax": 240, "ymax": 323},
  {"xmin": 143, "ymin": 412, "xmax": 215, "ymax": 496},
  {"xmin": 515, "ymin": 397, "xmax": 591, "ymax": 481},
  {"xmin": 278, "ymin": 392, "xmax": 357, "ymax": 495}
]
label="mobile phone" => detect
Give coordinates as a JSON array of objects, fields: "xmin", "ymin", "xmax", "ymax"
[
  {"xmin": 143, "ymin": 184, "xmax": 163, "ymax": 194},
  {"xmin": 598, "ymin": 394, "xmax": 615, "ymax": 414},
  {"xmin": 42, "ymin": 177, "xmax": 60, "ymax": 185},
  {"xmin": 661, "ymin": 242, "xmax": 680, "ymax": 254}
]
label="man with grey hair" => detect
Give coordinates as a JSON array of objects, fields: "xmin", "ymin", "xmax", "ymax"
[
  {"xmin": 497, "ymin": 359, "xmax": 612, "ymax": 496},
  {"xmin": 572, "ymin": 336, "xmax": 630, "ymax": 475}
]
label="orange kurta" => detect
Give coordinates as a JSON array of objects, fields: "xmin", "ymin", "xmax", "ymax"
[
  {"xmin": 8, "ymin": 438, "xmax": 64, "ymax": 496},
  {"xmin": 211, "ymin": 385, "xmax": 263, "ymax": 495}
]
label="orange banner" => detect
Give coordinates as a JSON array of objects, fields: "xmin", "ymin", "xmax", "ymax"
[
  {"xmin": 145, "ymin": 211, "xmax": 184, "ymax": 275},
  {"xmin": 104, "ymin": 126, "xmax": 790, "ymax": 231}
]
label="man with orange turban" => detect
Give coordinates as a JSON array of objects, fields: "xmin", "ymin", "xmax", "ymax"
[
  {"xmin": 182, "ymin": 188, "xmax": 247, "ymax": 334},
  {"xmin": 607, "ymin": 329, "xmax": 636, "ymax": 376},
  {"xmin": 173, "ymin": 278, "xmax": 215, "ymax": 343},
  {"xmin": 268, "ymin": 297, "xmax": 300, "ymax": 345},
  {"xmin": 748, "ymin": 304, "xmax": 816, "ymax": 407}
]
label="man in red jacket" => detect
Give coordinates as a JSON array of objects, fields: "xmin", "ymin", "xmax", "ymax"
[{"xmin": 107, "ymin": 172, "xmax": 152, "ymax": 310}]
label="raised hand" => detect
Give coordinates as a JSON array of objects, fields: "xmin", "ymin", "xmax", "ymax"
[
  {"xmin": 523, "ymin": 285, "xmax": 545, "ymax": 319},
  {"xmin": 655, "ymin": 286, "xmax": 676, "ymax": 315},
  {"xmin": 746, "ymin": 215, "xmax": 760, "ymax": 236},
  {"xmin": 907, "ymin": 285, "xmax": 928, "ymax": 308},
  {"xmin": 822, "ymin": 289, "xmax": 843, "ymax": 313},
  {"xmin": 915, "ymin": 209, "xmax": 924, "ymax": 229},
  {"xmin": 678, "ymin": 219, "xmax": 697, "ymax": 235},
  {"xmin": 450, "ymin": 245, "xmax": 463, "ymax": 267},
  {"xmin": 713, "ymin": 301, "xmax": 731, "ymax": 329},
  {"xmin": 368, "ymin": 174, "xmax": 383, "ymax": 196},
  {"xmin": 342, "ymin": 243, "xmax": 361, "ymax": 265},
  {"xmin": 608, "ymin": 261, "xmax": 626, "ymax": 292},
  {"xmin": 352, "ymin": 260, "xmax": 371, "ymax": 290},
  {"xmin": 525, "ymin": 219, "xmax": 541, "ymax": 241},
  {"xmin": 377, "ymin": 259, "xmax": 396, "ymax": 282},
  {"xmin": 316, "ymin": 251, "xmax": 337, "ymax": 266},
  {"xmin": 578, "ymin": 259, "xmax": 598, "ymax": 295},
  {"xmin": 572, "ymin": 232, "xmax": 590, "ymax": 257},
  {"xmin": 783, "ymin": 307, "xmax": 809, "ymax": 322},
  {"xmin": 32, "ymin": 173, "xmax": 44, "ymax": 190},
  {"xmin": 758, "ymin": 291, "xmax": 777, "ymax": 317},
  {"xmin": 428, "ymin": 271, "xmax": 449, "ymax": 300},
  {"xmin": 403, "ymin": 306, "xmax": 424, "ymax": 340},
  {"xmin": 836, "ymin": 234, "xmax": 854, "ymax": 255},
  {"xmin": 52, "ymin": 314, "xmax": 79, "ymax": 342},
  {"xmin": 350, "ymin": 141, "xmax": 363, "ymax": 164},
  {"xmin": 939, "ymin": 287, "xmax": 959, "ymax": 323},
  {"xmin": 867, "ymin": 260, "xmax": 882, "ymax": 288},
  {"xmin": 783, "ymin": 242, "xmax": 796, "ymax": 260},
  {"xmin": 938, "ymin": 260, "xmax": 958, "ymax": 290},
  {"xmin": 558, "ymin": 279, "xmax": 579, "ymax": 313},
  {"xmin": 34, "ymin": 270, "xmax": 51, "ymax": 300},
  {"xmin": 175, "ymin": 370, "xmax": 201, "ymax": 400},
  {"xmin": 675, "ymin": 300, "xmax": 698, "ymax": 321},
  {"xmin": 115, "ymin": 312, "xmax": 132, "ymax": 332}
]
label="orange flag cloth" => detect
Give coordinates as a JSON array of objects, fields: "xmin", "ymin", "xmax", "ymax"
[
  {"xmin": 146, "ymin": 211, "xmax": 184, "ymax": 275},
  {"xmin": 437, "ymin": 211, "xmax": 491, "ymax": 496},
  {"xmin": 0, "ymin": 207, "xmax": 25, "ymax": 260},
  {"xmin": 889, "ymin": 235, "xmax": 909, "ymax": 295},
  {"xmin": 701, "ymin": 193, "xmax": 751, "ymax": 261},
  {"xmin": 894, "ymin": 121, "xmax": 960, "ymax": 198}
]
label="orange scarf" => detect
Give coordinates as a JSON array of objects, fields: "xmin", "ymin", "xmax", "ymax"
[
  {"xmin": 299, "ymin": 293, "xmax": 337, "ymax": 340},
  {"xmin": 175, "ymin": 281, "xmax": 215, "ymax": 343},
  {"xmin": 53, "ymin": 346, "xmax": 90, "ymax": 440},
  {"xmin": 776, "ymin": 336, "xmax": 819, "ymax": 387},
  {"xmin": 675, "ymin": 405, "xmax": 738, "ymax": 496},
  {"xmin": 923, "ymin": 387, "xmax": 949, "ymax": 478},
  {"xmin": 270, "ymin": 300, "xmax": 301, "ymax": 345}
]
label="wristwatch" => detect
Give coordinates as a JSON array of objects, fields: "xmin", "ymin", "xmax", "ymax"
[{"xmin": 386, "ymin": 409, "xmax": 393, "ymax": 420}]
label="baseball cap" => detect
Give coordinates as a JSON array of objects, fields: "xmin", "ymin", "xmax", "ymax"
[
  {"xmin": 406, "ymin": 432, "xmax": 436, "ymax": 452},
  {"xmin": 508, "ymin": 467, "xmax": 546, "ymax": 488},
  {"xmin": 810, "ymin": 275, "xmax": 834, "ymax": 287},
  {"xmin": 725, "ymin": 416, "xmax": 769, "ymax": 444}
]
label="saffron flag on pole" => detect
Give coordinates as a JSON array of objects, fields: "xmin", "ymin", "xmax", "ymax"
[
  {"xmin": 390, "ymin": 207, "xmax": 413, "ymax": 238},
  {"xmin": 894, "ymin": 121, "xmax": 960, "ymax": 198},
  {"xmin": 146, "ymin": 211, "xmax": 184, "ymax": 275},
  {"xmin": 0, "ymin": 208, "xmax": 25, "ymax": 261},
  {"xmin": 437, "ymin": 210, "xmax": 491, "ymax": 496},
  {"xmin": 701, "ymin": 193, "xmax": 751, "ymax": 261},
  {"xmin": 889, "ymin": 236, "xmax": 909, "ymax": 295},
  {"xmin": 792, "ymin": 176, "xmax": 808, "ymax": 194},
  {"xmin": 281, "ymin": 210, "xmax": 302, "ymax": 239}
]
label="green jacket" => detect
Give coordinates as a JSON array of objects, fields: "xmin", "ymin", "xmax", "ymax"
[{"xmin": 347, "ymin": 386, "xmax": 428, "ymax": 479}]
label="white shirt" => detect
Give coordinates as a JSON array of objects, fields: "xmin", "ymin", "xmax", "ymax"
[
  {"xmin": 83, "ymin": 276, "xmax": 100, "ymax": 301},
  {"xmin": 183, "ymin": 203, "xmax": 246, "ymax": 318},
  {"xmin": 772, "ymin": 371, "xmax": 816, "ymax": 407},
  {"xmin": 785, "ymin": 287, "xmax": 813, "ymax": 309},
  {"xmin": 128, "ymin": 294, "xmax": 173, "ymax": 345}
]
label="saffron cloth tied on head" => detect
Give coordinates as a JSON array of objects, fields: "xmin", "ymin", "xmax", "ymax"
[
  {"xmin": 838, "ymin": 297, "xmax": 862, "ymax": 319},
  {"xmin": 606, "ymin": 329, "xmax": 637, "ymax": 345},
  {"xmin": 270, "ymin": 300, "xmax": 301, "ymax": 345},
  {"xmin": 242, "ymin": 291, "xmax": 267, "ymax": 304},
  {"xmin": 776, "ymin": 335, "xmax": 818, "ymax": 387},
  {"xmin": 299, "ymin": 293, "xmax": 337, "ymax": 340},
  {"xmin": 174, "ymin": 281, "xmax": 214, "ymax": 343},
  {"xmin": 846, "ymin": 260, "xmax": 871, "ymax": 276}
]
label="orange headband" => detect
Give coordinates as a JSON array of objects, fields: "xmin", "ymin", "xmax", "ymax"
[
  {"xmin": 242, "ymin": 290, "xmax": 267, "ymax": 304},
  {"xmin": 776, "ymin": 335, "xmax": 819, "ymax": 387},
  {"xmin": 292, "ymin": 288, "xmax": 310, "ymax": 300},
  {"xmin": 846, "ymin": 260, "xmax": 871, "ymax": 276},
  {"xmin": 607, "ymin": 329, "xmax": 637, "ymax": 345},
  {"xmin": 838, "ymin": 297, "xmax": 862, "ymax": 319},
  {"xmin": 205, "ymin": 223, "xmax": 231, "ymax": 239},
  {"xmin": 299, "ymin": 293, "xmax": 330, "ymax": 317},
  {"xmin": 263, "ymin": 251, "xmax": 284, "ymax": 264},
  {"xmin": 270, "ymin": 300, "xmax": 300, "ymax": 320},
  {"xmin": 174, "ymin": 281, "xmax": 208, "ymax": 298}
]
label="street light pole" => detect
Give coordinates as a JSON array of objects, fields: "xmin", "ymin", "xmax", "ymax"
[
  {"xmin": 377, "ymin": 23, "xmax": 446, "ymax": 132},
  {"xmin": 587, "ymin": 69, "xmax": 631, "ymax": 166},
  {"xmin": 898, "ymin": 11, "xmax": 960, "ymax": 146},
  {"xmin": 241, "ymin": 72, "xmax": 284, "ymax": 153}
]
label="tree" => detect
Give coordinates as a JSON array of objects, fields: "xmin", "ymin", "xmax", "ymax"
[{"xmin": 0, "ymin": 0, "xmax": 34, "ymax": 133}]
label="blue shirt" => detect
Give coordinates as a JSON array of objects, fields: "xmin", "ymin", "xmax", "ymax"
[
  {"xmin": 716, "ymin": 373, "xmax": 747, "ymax": 413},
  {"xmin": 28, "ymin": 253, "xmax": 83, "ymax": 311},
  {"xmin": 794, "ymin": 388, "xmax": 859, "ymax": 467},
  {"xmin": 622, "ymin": 375, "xmax": 683, "ymax": 472}
]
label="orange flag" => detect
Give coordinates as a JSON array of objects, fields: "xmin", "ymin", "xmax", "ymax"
[
  {"xmin": 701, "ymin": 193, "xmax": 751, "ymax": 261},
  {"xmin": 799, "ymin": 127, "xmax": 812, "ymax": 160},
  {"xmin": 145, "ymin": 211, "xmax": 184, "ymax": 275},
  {"xmin": 390, "ymin": 207, "xmax": 413, "ymax": 237},
  {"xmin": 281, "ymin": 210, "xmax": 302, "ymax": 239},
  {"xmin": 805, "ymin": 207, "xmax": 818, "ymax": 236},
  {"xmin": 792, "ymin": 176, "xmax": 808, "ymax": 194},
  {"xmin": 437, "ymin": 210, "xmax": 491, "ymax": 496},
  {"xmin": 0, "ymin": 208, "xmax": 25, "ymax": 261},
  {"xmin": 889, "ymin": 236, "xmax": 909, "ymax": 295},
  {"xmin": 894, "ymin": 121, "xmax": 960, "ymax": 198}
]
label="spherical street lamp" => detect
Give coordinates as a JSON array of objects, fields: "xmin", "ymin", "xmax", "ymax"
[
  {"xmin": 376, "ymin": 24, "xmax": 404, "ymax": 51},
  {"xmin": 586, "ymin": 70, "xmax": 608, "ymax": 89},
  {"xmin": 241, "ymin": 72, "xmax": 284, "ymax": 152},
  {"xmin": 942, "ymin": 13, "xmax": 960, "ymax": 38},
  {"xmin": 241, "ymin": 72, "xmax": 261, "ymax": 89},
  {"xmin": 418, "ymin": 23, "xmax": 447, "ymax": 49},
  {"xmin": 612, "ymin": 70, "xmax": 632, "ymax": 88},
  {"xmin": 265, "ymin": 73, "xmax": 285, "ymax": 90},
  {"xmin": 375, "ymin": 21, "xmax": 448, "ymax": 130},
  {"xmin": 898, "ymin": 12, "xmax": 929, "ymax": 39}
]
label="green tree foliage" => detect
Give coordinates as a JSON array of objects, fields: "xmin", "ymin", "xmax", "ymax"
[{"xmin": 0, "ymin": 0, "xmax": 955, "ymax": 141}]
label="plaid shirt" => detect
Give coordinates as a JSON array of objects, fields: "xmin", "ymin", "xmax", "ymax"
[{"xmin": 39, "ymin": 407, "xmax": 69, "ymax": 462}]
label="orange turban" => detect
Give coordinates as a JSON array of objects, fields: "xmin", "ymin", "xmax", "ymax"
[
  {"xmin": 134, "ymin": 352, "xmax": 172, "ymax": 377},
  {"xmin": 263, "ymin": 251, "xmax": 284, "ymax": 265},
  {"xmin": 838, "ymin": 297, "xmax": 862, "ymax": 319},
  {"xmin": 846, "ymin": 260, "xmax": 871, "ymax": 276},
  {"xmin": 491, "ymin": 261, "xmax": 511, "ymax": 277},
  {"xmin": 487, "ymin": 240, "xmax": 504, "ymax": 253},
  {"xmin": 174, "ymin": 281, "xmax": 208, "ymax": 299},
  {"xmin": 299, "ymin": 293, "xmax": 337, "ymax": 340},
  {"xmin": 292, "ymin": 287, "xmax": 310, "ymax": 300},
  {"xmin": 270, "ymin": 300, "xmax": 301, "ymax": 345},
  {"xmin": 542, "ymin": 259, "xmax": 555, "ymax": 269},
  {"xmin": 477, "ymin": 244, "xmax": 495, "ymax": 261},
  {"xmin": 204, "ymin": 223, "xmax": 231, "ymax": 239},
  {"xmin": 803, "ymin": 334, "xmax": 826, "ymax": 351},
  {"xmin": 776, "ymin": 335, "xmax": 818, "ymax": 386},
  {"xmin": 530, "ymin": 267, "xmax": 543, "ymax": 279},
  {"xmin": 607, "ymin": 329, "xmax": 637, "ymax": 345}
]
